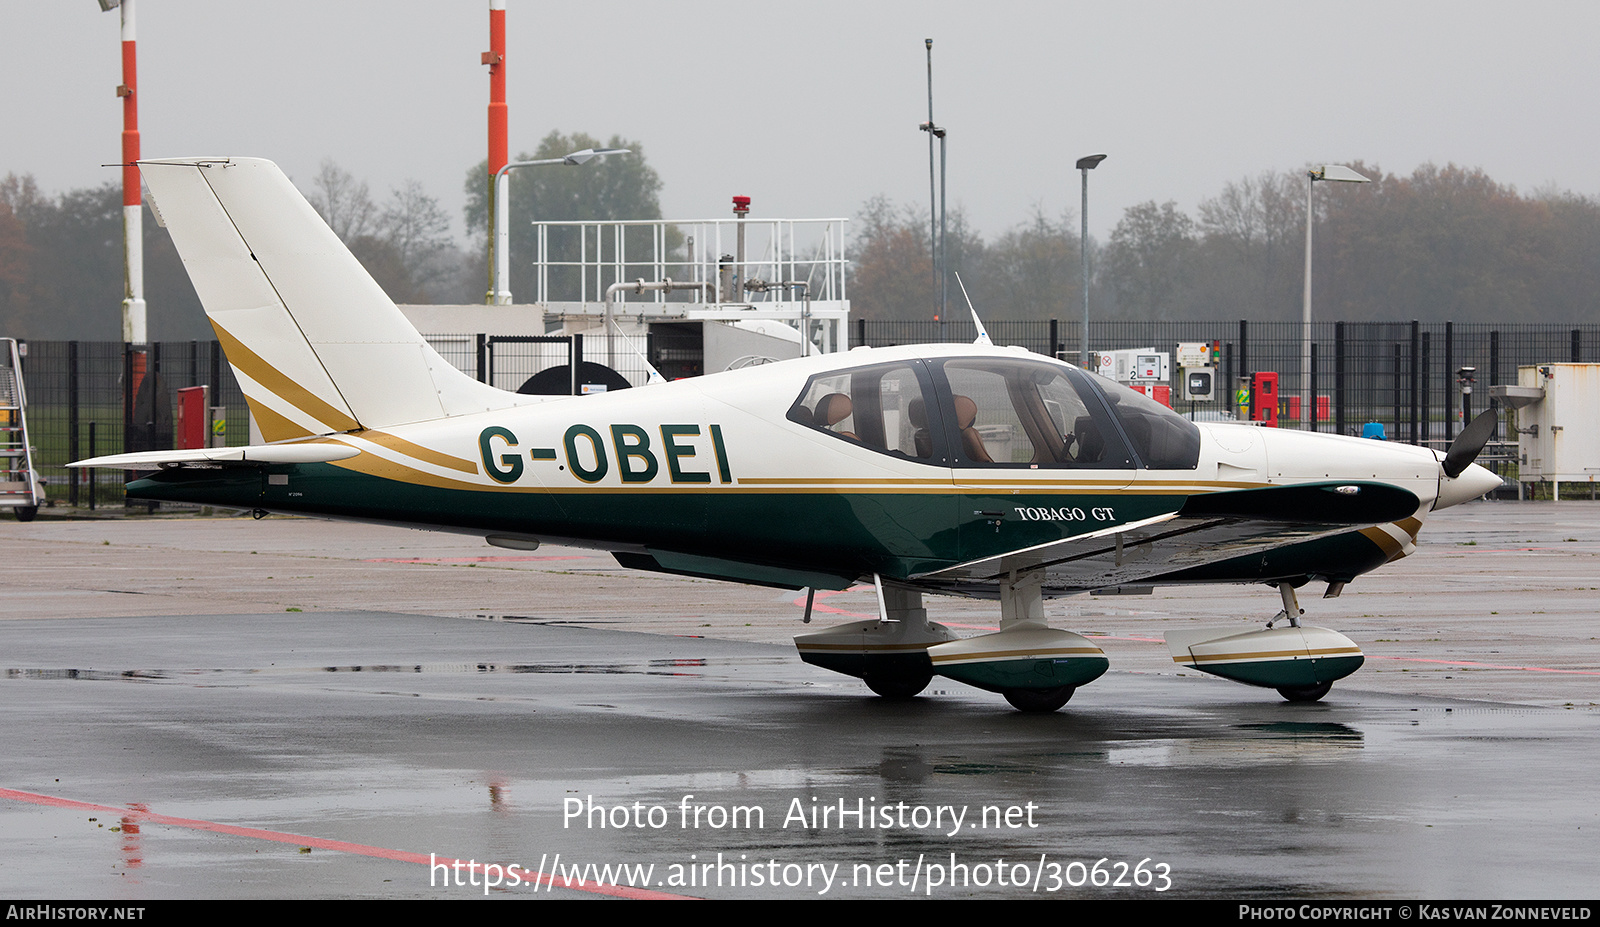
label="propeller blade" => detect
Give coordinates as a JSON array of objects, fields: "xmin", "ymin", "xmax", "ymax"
[{"xmin": 1443, "ymin": 409, "xmax": 1498, "ymax": 478}]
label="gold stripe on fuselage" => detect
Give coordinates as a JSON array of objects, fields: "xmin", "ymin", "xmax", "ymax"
[
  {"xmin": 930, "ymin": 646, "xmax": 1105, "ymax": 664},
  {"xmin": 1174, "ymin": 646, "xmax": 1363, "ymax": 665},
  {"xmin": 349, "ymin": 430, "xmax": 479, "ymax": 475}
]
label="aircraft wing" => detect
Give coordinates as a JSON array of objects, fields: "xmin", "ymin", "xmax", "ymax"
[
  {"xmin": 69, "ymin": 443, "xmax": 359, "ymax": 469},
  {"xmin": 910, "ymin": 481, "xmax": 1420, "ymax": 593}
]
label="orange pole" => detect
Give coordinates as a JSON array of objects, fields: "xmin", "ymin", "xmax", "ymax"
[
  {"xmin": 120, "ymin": 33, "xmax": 139, "ymax": 207},
  {"xmin": 485, "ymin": 1, "xmax": 507, "ymax": 302},
  {"xmin": 488, "ymin": 2, "xmax": 507, "ymax": 177},
  {"xmin": 118, "ymin": 0, "xmax": 145, "ymax": 342}
]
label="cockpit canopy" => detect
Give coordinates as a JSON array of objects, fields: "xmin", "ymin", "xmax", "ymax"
[{"xmin": 786, "ymin": 355, "xmax": 1200, "ymax": 470}]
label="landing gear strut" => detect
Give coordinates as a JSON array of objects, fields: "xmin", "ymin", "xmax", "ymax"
[{"xmin": 927, "ymin": 572, "xmax": 1106, "ymax": 713}]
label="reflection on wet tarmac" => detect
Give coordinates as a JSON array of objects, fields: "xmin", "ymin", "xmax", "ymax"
[{"xmin": 2, "ymin": 612, "xmax": 1596, "ymax": 898}]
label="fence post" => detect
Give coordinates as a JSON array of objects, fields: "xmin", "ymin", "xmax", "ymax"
[
  {"xmin": 1489, "ymin": 330, "xmax": 1500, "ymax": 439},
  {"xmin": 67, "ymin": 341, "xmax": 79, "ymax": 507},
  {"xmin": 1409, "ymin": 320, "xmax": 1419, "ymax": 445},
  {"xmin": 1309, "ymin": 341, "xmax": 1319, "ymax": 432},
  {"xmin": 1420, "ymin": 330, "xmax": 1430, "ymax": 446},
  {"xmin": 1392, "ymin": 342, "xmax": 1402, "ymax": 438},
  {"xmin": 570, "ymin": 333, "xmax": 583, "ymax": 396},
  {"xmin": 87, "ymin": 421, "xmax": 97, "ymax": 511},
  {"xmin": 1223, "ymin": 342, "xmax": 1234, "ymax": 417},
  {"xmin": 1238, "ymin": 319, "xmax": 1248, "ymax": 378},
  {"xmin": 122, "ymin": 344, "xmax": 134, "ymax": 457},
  {"xmin": 1444, "ymin": 322, "xmax": 1455, "ymax": 442},
  {"xmin": 1573, "ymin": 329, "xmax": 1582, "ymax": 363},
  {"xmin": 1335, "ymin": 322, "xmax": 1346, "ymax": 437}
]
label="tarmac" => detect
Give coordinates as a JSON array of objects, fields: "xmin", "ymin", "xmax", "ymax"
[{"xmin": 0, "ymin": 500, "xmax": 1596, "ymax": 899}]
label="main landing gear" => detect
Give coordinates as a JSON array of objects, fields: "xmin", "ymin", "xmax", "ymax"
[
  {"xmin": 793, "ymin": 573, "xmax": 1107, "ymax": 713},
  {"xmin": 796, "ymin": 575, "xmax": 1370, "ymax": 711},
  {"xmin": 1165, "ymin": 581, "xmax": 1366, "ymax": 703}
]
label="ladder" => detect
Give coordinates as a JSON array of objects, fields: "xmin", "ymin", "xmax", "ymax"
[{"xmin": 0, "ymin": 339, "xmax": 43, "ymax": 521}]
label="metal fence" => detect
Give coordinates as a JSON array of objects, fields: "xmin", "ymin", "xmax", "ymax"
[
  {"xmin": 17, "ymin": 321, "xmax": 1599, "ymax": 506},
  {"xmin": 21, "ymin": 341, "xmax": 250, "ymax": 508}
]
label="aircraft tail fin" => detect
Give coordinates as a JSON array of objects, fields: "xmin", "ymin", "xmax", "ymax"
[{"xmin": 139, "ymin": 158, "xmax": 516, "ymax": 441}]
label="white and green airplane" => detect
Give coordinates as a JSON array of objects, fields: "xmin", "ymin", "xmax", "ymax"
[{"xmin": 74, "ymin": 158, "xmax": 1502, "ymax": 712}]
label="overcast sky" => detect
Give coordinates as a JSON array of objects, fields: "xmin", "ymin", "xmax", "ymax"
[{"xmin": 5, "ymin": 1, "xmax": 1597, "ymax": 244}]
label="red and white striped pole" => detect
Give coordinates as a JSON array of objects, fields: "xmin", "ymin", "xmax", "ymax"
[
  {"xmin": 484, "ymin": 0, "xmax": 507, "ymax": 303},
  {"xmin": 117, "ymin": 0, "xmax": 145, "ymax": 343}
]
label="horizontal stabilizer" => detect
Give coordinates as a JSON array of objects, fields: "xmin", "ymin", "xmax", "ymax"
[{"xmin": 69, "ymin": 443, "xmax": 360, "ymax": 469}]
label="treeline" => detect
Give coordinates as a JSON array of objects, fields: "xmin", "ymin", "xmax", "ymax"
[
  {"xmin": 0, "ymin": 131, "xmax": 661, "ymax": 341},
  {"xmin": 0, "ymin": 165, "xmax": 476, "ymax": 341},
  {"xmin": 0, "ymin": 174, "xmax": 206, "ymax": 340},
  {"xmin": 850, "ymin": 163, "xmax": 1600, "ymax": 325},
  {"xmin": 7, "ymin": 153, "xmax": 1598, "ymax": 340}
]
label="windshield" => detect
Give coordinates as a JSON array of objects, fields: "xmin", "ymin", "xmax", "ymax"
[{"xmin": 1091, "ymin": 378, "xmax": 1201, "ymax": 470}]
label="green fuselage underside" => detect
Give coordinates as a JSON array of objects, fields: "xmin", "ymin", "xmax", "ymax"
[{"xmin": 128, "ymin": 464, "xmax": 1392, "ymax": 592}]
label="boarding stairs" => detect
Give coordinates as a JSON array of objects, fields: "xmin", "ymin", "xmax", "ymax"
[{"xmin": 0, "ymin": 339, "xmax": 43, "ymax": 520}]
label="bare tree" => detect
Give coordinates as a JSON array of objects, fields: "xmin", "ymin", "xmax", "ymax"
[{"xmin": 308, "ymin": 160, "xmax": 377, "ymax": 243}]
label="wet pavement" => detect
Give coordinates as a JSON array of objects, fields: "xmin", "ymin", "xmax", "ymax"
[{"xmin": 0, "ymin": 500, "xmax": 1596, "ymax": 899}]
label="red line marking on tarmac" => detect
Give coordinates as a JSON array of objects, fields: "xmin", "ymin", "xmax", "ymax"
[
  {"xmin": 362, "ymin": 556, "xmax": 587, "ymax": 563},
  {"xmin": 1364, "ymin": 655, "xmax": 1600, "ymax": 675},
  {"xmin": 791, "ymin": 587, "xmax": 875, "ymax": 620},
  {"xmin": 0, "ymin": 787, "xmax": 695, "ymax": 900}
]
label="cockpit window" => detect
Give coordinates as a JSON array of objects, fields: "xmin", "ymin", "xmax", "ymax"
[
  {"xmin": 787, "ymin": 362, "xmax": 937, "ymax": 461},
  {"xmin": 937, "ymin": 359, "xmax": 1133, "ymax": 468},
  {"xmin": 1093, "ymin": 379, "xmax": 1201, "ymax": 470},
  {"xmin": 788, "ymin": 355, "xmax": 1200, "ymax": 471}
]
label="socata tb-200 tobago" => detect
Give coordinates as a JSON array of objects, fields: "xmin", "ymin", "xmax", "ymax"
[{"xmin": 74, "ymin": 158, "xmax": 1502, "ymax": 712}]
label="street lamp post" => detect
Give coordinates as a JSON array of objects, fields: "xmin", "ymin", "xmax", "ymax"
[
  {"xmin": 490, "ymin": 148, "xmax": 629, "ymax": 305},
  {"xmin": 1076, "ymin": 154, "xmax": 1106, "ymax": 369},
  {"xmin": 920, "ymin": 38, "xmax": 948, "ymax": 334},
  {"xmin": 1301, "ymin": 164, "xmax": 1370, "ymax": 427}
]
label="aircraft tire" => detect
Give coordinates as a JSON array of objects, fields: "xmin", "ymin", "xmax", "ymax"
[
  {"xmin": 1002, "ymin": 685, "xmax": 1075, "ymax": 713},
  {"xmin": 864, "ymin": 670, "xmax": 931, "ymax": 700},
  {"xmin": 1276, "ymin": 681, "xmax": 1333, "ymax": 703},
  {"xmin": 13, "ymin": 506, "xmax": 36, "ymax": 523}
]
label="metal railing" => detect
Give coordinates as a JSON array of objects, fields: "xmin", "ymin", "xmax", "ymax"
[{"xmin": 531, "ymin": 217, "xmax": 849, "ymax": 307}]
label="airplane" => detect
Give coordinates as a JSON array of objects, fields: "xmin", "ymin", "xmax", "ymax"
[{"xmin": 73, "ymin": 157, "xmax": 1503, "ymax": 712}]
